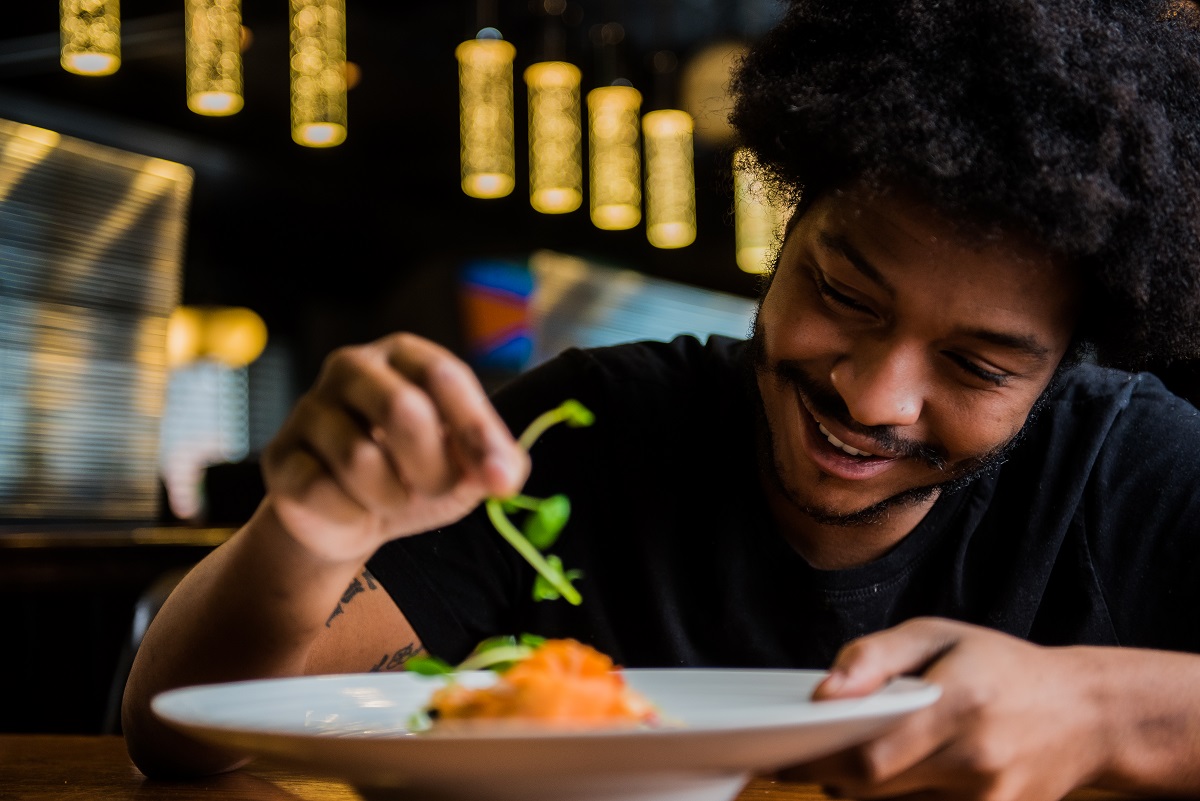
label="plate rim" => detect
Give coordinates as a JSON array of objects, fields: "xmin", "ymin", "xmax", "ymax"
[{"xmin": 151, "ymin": 667, "xmax": 942, "ymax": 743}]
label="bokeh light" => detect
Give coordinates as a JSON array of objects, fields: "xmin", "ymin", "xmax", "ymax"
[
  {"xmin": 525, "ymin": 61, "xmax": 582, "ymax": 214},
  {"xmin": 587, "ymin": 84, "xmax": 642, "ymax": 230},
  {"xmin": 60, "ymin": 0, "xmax": 121, "ymax": 76},
  {"xmin": 290, "ymin": 0, "xmax": 348, "ymax": 147},
  {"xmin": 457, "ymin": 36, "xmax": 517, "ymax": 199},
  {"xmin": 642, "ymin": 109, "xmax": 695, "ymax": 249},
  {"xmin": 185, "ymin": 0, "xmax": 244, "ymax": 116}
]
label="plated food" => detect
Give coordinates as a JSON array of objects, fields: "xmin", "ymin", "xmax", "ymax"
[
  {"xmin": 403, "ymin": 400, "xmax": 663, "ymax": 730},
  {"xmin": 151, "ymin": 668, "xmax": 940, "ymax": 801},
  {"xmin": 419, "ymin": 637, "xmax": 658, "ymax": 728}
]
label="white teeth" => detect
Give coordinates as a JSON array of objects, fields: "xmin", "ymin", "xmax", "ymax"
[{"xmin": 818, "ymin": 422, "xmax": 871, "ymax": 457}]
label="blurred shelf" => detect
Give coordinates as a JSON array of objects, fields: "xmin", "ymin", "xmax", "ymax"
[
  {"xmin": 0, "ymin": 524, "xmax": 235, "ymax": 590},
  {"xmin": 0, "ymin": 525, "xmax": 235, "ymax": 549}
]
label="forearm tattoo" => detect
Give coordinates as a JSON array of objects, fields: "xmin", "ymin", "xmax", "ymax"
[
  {"xmin": 369, "ymin": 642, "xmax": 423, "ymax": 672},
  {"xmin": 325, "ymin": 567, "xmax": 381, "ymax": 628}
]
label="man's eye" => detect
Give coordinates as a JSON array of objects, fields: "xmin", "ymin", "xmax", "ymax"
[
  {"xmin": 813, "ymin": 273, "xmax": 873, "ymax": 314},
  {"xmin": 944, "ymin": 352, "xmax": 1010, "ymax": 386}
]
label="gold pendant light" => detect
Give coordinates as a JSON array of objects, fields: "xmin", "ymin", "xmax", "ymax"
[
  {"xmin": 733, "ymin": 147, "xmax": 790, "ymax": 274},
  {"xmin": 457, "ymin": 31, "xmax": 517, "ymax": 199},
  {"xmin": 525, "ymin": 61, "xmax": 582, "ymax": 214},
  {"xmin": 60, "ymin": 0, "xmax": 121, "ymax": 76},
  {"xmin": 642, "ymin": 109, "xmax": 695, "ymax": 249},
  {"xmin": 587, "ymin": 84, "xmax": 642, "ymax": 230},
  {"xmin": 185, "ymin": 0, "xmax": 244, "ymax": 116},
  {"xmin": 289, "ymin": 0, "xmax": 348, "ymax": 148}
]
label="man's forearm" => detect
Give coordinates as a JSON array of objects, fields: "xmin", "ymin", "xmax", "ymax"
[
  {"xmin": 1085, "ymin": 645, "xmax": 1200, "ymax": 794},
  {"xmin": 121, "ymin": 500, "xmax": 366, "ymax": 778}
]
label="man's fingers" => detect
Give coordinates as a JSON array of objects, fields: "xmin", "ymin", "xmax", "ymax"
[
  {"xmin": 777, "ymin": 708, "xmax": 942, "ymax": 783},
  {"xmin": 781, "ymin": 709, "xmax": 957, "ymax": 796},
  {"xmin": 316, "ymin": 344, "xmax": 473, "ymax": 497},
  {"xmin": 294, "ymin": 394, "xmax": 411, "ymax": 509},
  {"xmin": 259, "ymin": 332, "xmax": 528, "ymax": 560},
  {"xmin": 383, "ymin": 333, "xmax": 529, "ymax": 497},
  {"xmin": 262, "ymin": 441, "xmax": 368, "ymax": 527},
  {"xmin": 815, "ymin": 617, "xmax": 963, "ymax": 700}
]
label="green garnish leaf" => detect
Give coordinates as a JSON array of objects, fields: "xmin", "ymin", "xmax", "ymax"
[
  {"xmin": 484, "ymin": 400, "xmax": 592, "ymax": 607},
  {"xmin": 558, "ymin": 399, "xmax": 595, "ymax": 428},
  {"xmin": 403, "ymin": 655, "xmax": 455, "ymax": 676},
  {"xmin": 532, "ymin": 574, "xmax": 560, "ymax": 602},
  {"xmin": 518, "ymin": 633, "xmax": 547, "ymax": 649},
  {"xmin": 501, "ymin": 494, "xmax": 541, "ymax": 513},
  {"xmin": 468, "ymin": 635, "xmax": 518, "ymax": 654},
  {"xmin": 516, "ymin": 399, "xmax": 596, "ymax": 450},
  {"xmin": 457, "ymin": 644, "xmax": 534, "ymax": 672},
  {"xmin": 406, "ymin": 710, "xmax": 434, "ymax": 732},
  {"xmin": 522, "ymin": 494, "xmax": 571, "ymax": 550},
  {"xmin": 531, "ymin": 555, "xmax": 583, "ymax": 602},
  {"xmin": 485, "ymin": 499, "xmax": 582, "ymax": 606},
  {"xmin": 453, "ymin": 633, "xmax": 552, "ymax": 672}
]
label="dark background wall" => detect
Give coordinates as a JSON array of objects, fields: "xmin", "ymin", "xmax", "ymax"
[
  {"xmin": 0, "ymin": 1, "xmax": 785, "ymax": 735},
  {"xmin": 0, "ymin": 0, "xmax": 783, "ymax": 388}
]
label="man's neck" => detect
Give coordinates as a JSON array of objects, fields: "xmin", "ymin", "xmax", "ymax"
[{"xmin": 762, "ymin": 476, "xmax": 939, "ymax": 570}]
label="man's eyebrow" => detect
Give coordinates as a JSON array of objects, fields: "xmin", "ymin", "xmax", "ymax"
[
  {"xmin": 960, "ymin": 328, "xmax": 1053, "ymax": 361},
  {"xmin": 818, "ymin": 231, "xmax": 893, "ymax": 294},
  {"xmin": 818, "ymin": 231, "xmax": 1053, "ymax": 362}
]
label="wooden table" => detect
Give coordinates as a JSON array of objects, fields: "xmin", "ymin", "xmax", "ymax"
[
  {"xmin": 0, "ymin": 734, "xmax": 1147, "ymax": 801},
  {"xmin": 0, "ymin": 734, "xmax": 825, "ymax": 801}
]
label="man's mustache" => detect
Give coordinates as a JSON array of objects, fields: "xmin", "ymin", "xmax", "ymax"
[{"xmin": 770, "ymin": 360, "xmax": 950, "ymax": 470}]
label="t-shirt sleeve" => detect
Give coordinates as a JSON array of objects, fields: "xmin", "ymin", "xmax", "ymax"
[{"xmin": 1082, "ymin": 374, "xmax": 1200, "ymax": 652}]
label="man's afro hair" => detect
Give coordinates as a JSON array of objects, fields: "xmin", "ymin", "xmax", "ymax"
[{"xmin": 730, "ymin": 0, "xmax": 1200, "ymax": 369}]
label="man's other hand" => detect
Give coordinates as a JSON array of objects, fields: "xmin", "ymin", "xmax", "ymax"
[{"xmin": 777, "ymin": 618, "xmax": 1109, "ymax": 801}]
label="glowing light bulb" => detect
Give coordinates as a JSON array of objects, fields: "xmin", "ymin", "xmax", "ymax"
[
  {"xmin": 166, "ymin": 307, "xmax": 204, "ymax": 367},
  {"xmin": 169, "ymin": 306, "xmax": 269, "ymax": 367},
  {"xmin": 733, "ymin": 147, "xmax": 791, "ymax": 274},
  {"xmin": 186, "ymin": 0, "xmax": 244, "ymax": 116},
  {"xmin": 203, "ymin": 307, "xmax": 268, "ymax": 367},
  {"xmin": 457, "ymin": 36, "xmax": 517, "ymax": 199},
  {"xmin": 587, "ymin": 84, "xmax": 642, "ymax": 230},
  {"xmin": 290, "ymin": 0, "xmax": 348, "ymax": 148},
  {"xmin": 525, "ymin": 61, "xmax": 582, "ymax": 214},
  {"xmin": 642, "ymin": 109, "xmax": 695, "ymax": 249},
  {"xmin": 60, "ymin": 0, "xmax": 121, "ymax": 76}
]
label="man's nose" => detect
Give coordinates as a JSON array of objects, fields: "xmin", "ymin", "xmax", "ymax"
[{"xmin": 829, "ymin": 339, "xmax": 925, "ymax": 428}]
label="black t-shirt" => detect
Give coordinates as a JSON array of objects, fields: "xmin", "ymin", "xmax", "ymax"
[{"xmin": 366, "ymin": 335, "xmax": 1200, "ymax": 668}]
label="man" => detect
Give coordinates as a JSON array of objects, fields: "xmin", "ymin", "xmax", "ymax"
[{"xmin": 124, "ymin": 0, "xmax": 1200, "ymax": 798}]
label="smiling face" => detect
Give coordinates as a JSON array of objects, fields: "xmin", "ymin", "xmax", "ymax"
[{"xmin": 752, "ymin": 188, "xmax": 1079, "ymax": 557}]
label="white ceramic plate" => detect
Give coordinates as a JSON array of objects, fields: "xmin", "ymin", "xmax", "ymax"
[{"xmin": 153, "ymin": 669, "xmax": 940, "ymax": 801}]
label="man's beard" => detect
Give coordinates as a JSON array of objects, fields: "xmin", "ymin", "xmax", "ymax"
[{"xmin": 744, "ymin": 324, "xmax": 1048, "ymax": 528}]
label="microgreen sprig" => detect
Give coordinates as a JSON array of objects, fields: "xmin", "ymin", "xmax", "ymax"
[
  {"xmin": 404, "ymin": 634, "xmax": 548, "ymax": 677},
  {"xmin": 484, "ymin": 399, "xmax": 594, "ymax": 606},
  {"xmin": 515, "ymin": 399, "xmax": 594, "ymax": 450}
]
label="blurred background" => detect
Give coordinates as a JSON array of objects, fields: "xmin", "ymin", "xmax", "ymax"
[{"xmin": 0, "ymin": 0, "xmax": 787, "ymax": 734}]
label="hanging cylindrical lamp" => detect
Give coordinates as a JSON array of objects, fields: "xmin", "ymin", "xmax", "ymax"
[
  {"xmin": 185, "ymin": 0, "xmax": 244, "ymax": 116},
  {"xmin": 525, "ymin": 61, "xmax": 582, "ymax": 214},
  {"xmin": 588, "ymin": 84, "xmax": 642, "ymax": 230},
  {"xmin": 60, "ymin": 0, "xmax": 121, "ymax": 76},
  {"xmin": 457, "ymin": 31, "xmax": 517, "ymax": 199},
  {"xmin": 289, "ymin": 0, "xmax": 348, "ymax": 148},
  {"xmin": 734, "ymin": 147, "xmax": 789, "ymax": 274},
  {"xmin": 642, "ymin": 109, "xmax": 695, "ymax": 249}
]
